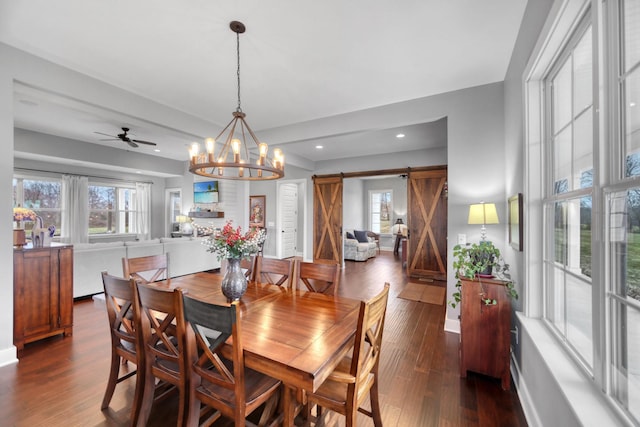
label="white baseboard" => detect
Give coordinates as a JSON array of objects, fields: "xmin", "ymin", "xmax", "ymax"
[
  {"xmin": 510, "ymin": 353, "xmax": 542, "ymax": 427},
  {"xmin": 444, "ymin": 317, "xmax": 460, "ymax": 334},
  {"xmin": 0, "ymin": 346, "xmax": 18, "ymax": 368}
]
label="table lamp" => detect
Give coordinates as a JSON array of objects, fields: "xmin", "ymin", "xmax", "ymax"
[
  {"xmin": 176, "ymin": 215, "xmax": 191, "ymax": 233},
  {"xmin": 468, "ymin": 202, "xmax": 499, "ymax": 241}
]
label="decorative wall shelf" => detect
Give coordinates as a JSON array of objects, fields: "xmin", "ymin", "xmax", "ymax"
[{"xmin": 188, "ymin": 211, "xmax": 224, "ymax": 218}]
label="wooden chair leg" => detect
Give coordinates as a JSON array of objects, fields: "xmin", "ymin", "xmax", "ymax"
[
  {"xmin": 136, "ymin": 369, "xmax": 156, "ymax": 427},
  {"xmin": 369, "ymin": 380, "xmax": 383, "ymax": 427},
  {"xmin": 101, "ymin": 352, "xmax": 121, "ymax": 410}
]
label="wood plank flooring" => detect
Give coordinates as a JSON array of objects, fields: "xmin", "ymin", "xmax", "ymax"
[{"xmin": 0, "ymin": 252, "xmax": 527, "ymax": 426}]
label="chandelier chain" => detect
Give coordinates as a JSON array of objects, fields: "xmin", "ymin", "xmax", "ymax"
[{"xmin": 236, "ymin": 31, "xmax": 242, "ymax": 112}]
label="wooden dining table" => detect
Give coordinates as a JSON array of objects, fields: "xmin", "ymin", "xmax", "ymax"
[{"xmin": 153, "ymin": 271, "xmax": 361, "ymax": 426}]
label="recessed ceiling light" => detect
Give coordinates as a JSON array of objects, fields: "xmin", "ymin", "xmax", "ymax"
[
  {"xmin": 136, "ymin": 171, "xmax": 142, "ymax": 174},
  {"xmin": 316, "ymin": 145, "xmax": 323, "ymax": 149},
  {"xmin": 154, "ymin": 149, "xmax": 160, "ymax": 152},
  {"xmin": 396, "ymin": 133, "xmax": 405, "ymax": 138},
  {"xmin": 631, "ymin": 102, "xmax": 637, "ymax": 107}
]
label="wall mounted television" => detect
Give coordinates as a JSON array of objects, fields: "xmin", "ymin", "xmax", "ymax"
[{"xmin": 194, "ymin": 180, "xmax": 219, "ymax": 204}]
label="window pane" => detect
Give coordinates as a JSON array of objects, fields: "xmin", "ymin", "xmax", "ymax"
[
  {"xmin": 89, "ymin": 186, "xmax": 114, "ymax": 209},
  {"xmin": 624, "ymin": 69, "xmax": 640, "ymax": 177},
  {"xmin": 553, "ymin": 59, "xmax": 572, "ymax": 131},
  {"xmin": 547, "ymin": 197, "xmax": 593, "ymax": 368},
  {"xmin": 554, "ymin": 201, "xmax": 568, "ymax": 264},
  {"xmin": 370, "ymin": 190, "xmax": 392, "ymax": 234},
  {"xmin": 566, "ymin": 272, "xmax": 593, "ymax": 366},
  {"xmin": 23, "ymin": 179, "xmax": 61, "ymax": 209},
  {"xmin": 609, "ymin": 187, "xmax": 640, "ymax": 424},
  {"xmin": 574, "ymin": 26, "xmax": 593, "ymax": 115},
  {"xmin": 574, "ymin": 110, "xmax": 593, "ymax": 188},
  {"xmin": 624, "ymin": 0, "xmax": 640, "ymax": 72},
  {"xmin": 610, "ymin": 188, "xmax": 640, "ymax": 301},
  {"xmin": 611, "ymin": 302, "xmax": 640, "ymax": 423},
  {"xmin": 554, "ymin": 127, "xmax": 572, "ymax": 194}
]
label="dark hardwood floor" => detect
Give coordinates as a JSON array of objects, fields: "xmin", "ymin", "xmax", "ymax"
[{"xmin": 0, "ymin": 252, "xmax": 527, "ymax": 426}]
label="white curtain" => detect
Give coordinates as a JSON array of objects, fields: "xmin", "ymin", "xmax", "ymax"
[
  {"xmin": 135, "ymin": 182, "xmax": 151, "ymax": 241},
  {"xmin": 61, "ymin": 175, "xmax": 89, "ymax": 244}
]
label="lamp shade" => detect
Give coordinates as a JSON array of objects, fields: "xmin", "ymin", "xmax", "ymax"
[
  {"xmin": 176, "ymin": 215, "xmax": 190, "ymax": 223},
  {"xmin": 468, "ymin": 203, "xmax": 499, "ymax": 225}
]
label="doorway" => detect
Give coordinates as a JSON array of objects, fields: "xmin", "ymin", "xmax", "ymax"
[
  {"xmin": 313, "ymin": 167, "xmax": 447, "ymax": 278},
  {"xmin": 276, "ymin": 179, "xmax": 306, "ymax": 260}
]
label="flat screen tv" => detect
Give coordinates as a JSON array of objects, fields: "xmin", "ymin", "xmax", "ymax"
[{"xmin": 194, "ymin": 181, "xmax": 219, "ymax": 204}]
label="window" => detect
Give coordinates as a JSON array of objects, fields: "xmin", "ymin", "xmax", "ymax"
[
  {"xmin": 543, "ymin": 16, "xmax": 594, "ymax": 369},
  {"xmin": 369, "ymin": 190, "xmax": 392, "ymax": 234},
  {"xmin": 88, "ymin": 184, "xmax": 137, "ymax": 234},
  {"xmin": 13, "ymin": 177, "xmax": 62, "ymax": 236},
  {"xmin": 608, "ymin": 0, "xmax": 640, "ymax": 421},
  {"xmin": 531, "ymin": 1, "xmax": 640, "ymax": 422}
]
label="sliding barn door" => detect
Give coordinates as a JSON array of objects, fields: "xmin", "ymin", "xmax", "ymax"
[
  {"xmin": 312, "ymin": 176, "xmax": 343, "ymax": 263},
  {"xmin": 407, "ymin": 168, "xmax": 448, "ymax": 280}
]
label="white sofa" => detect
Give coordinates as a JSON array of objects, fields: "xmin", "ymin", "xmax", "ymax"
[
  {"xmin": 344, "ymin": 231, "xmax": 377, "ymax": 262},
  {"xmin": 73, "ymin": 237, "xmax": 220, "ymax": 298}
]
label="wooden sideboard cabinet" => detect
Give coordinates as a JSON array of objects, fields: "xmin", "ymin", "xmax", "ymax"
[
  {"xmin": 459, "ymin": 277, "xmax": 511, "ymax": 390},
  {"xmin": 13, "ymin": 243, "xmax": 74, "ymax": 356}
]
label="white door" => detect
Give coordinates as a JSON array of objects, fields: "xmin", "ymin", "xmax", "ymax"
[{"xmin": 279, "ymin": 183, "xmax": 297, "ymax": 259}]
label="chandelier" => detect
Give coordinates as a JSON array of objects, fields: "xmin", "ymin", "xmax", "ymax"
[{"xmin": 189, "ymin": 21, "xmax": 285, "ymax": 180}]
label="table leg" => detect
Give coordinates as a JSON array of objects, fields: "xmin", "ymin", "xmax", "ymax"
[{"xmin": 283, "ymin": 384, "xmax": 296, "ymax": 426}]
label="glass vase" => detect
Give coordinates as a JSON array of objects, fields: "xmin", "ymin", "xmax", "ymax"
[{"xmin": 221, "ymin": 257, "xmax": 247, "ymax": 301}]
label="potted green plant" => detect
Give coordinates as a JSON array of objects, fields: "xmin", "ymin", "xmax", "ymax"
[{"xmin": 449, "ymin": 241, "xmax": 518, "ymax": 308}]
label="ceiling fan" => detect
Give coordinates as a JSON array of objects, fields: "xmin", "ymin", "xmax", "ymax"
[{"xmin": 94, "ymin": 127, "xmax": 158, "ymax": 148}]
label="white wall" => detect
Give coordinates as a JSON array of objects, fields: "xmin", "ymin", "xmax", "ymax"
[
  {"xmin": 0, "ymin": 64, "xmax": 16, "ymax": 366},
  {"xmin": 343, "ymin": 178, "xmax": 364, "ymax": 231}
]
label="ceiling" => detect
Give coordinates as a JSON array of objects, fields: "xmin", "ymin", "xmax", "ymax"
[{"xmin": 1, "ymin": 1, "xmax": 527, "ymax": 167}]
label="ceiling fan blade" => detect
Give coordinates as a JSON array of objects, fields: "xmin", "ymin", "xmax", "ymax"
[
  {"xmin": 99, "ymin": 138, "xmax": 119, "ymax": 141},
  {"xmin": 132, "ymin": 139, "xmax": 157, "ymax": 146},
  {"xmin": 127, "ymin": 141, "xmax": 139, "ymax": 148},
  {"xmin": 94, "ymin": 131, "xmax": 116, "ymax": 138}
]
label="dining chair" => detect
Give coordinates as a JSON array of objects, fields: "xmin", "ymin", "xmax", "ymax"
[
  {"xmin": 135, "ymin": 282, "xmax": 190, "ymax": 427},
  {"xmin": 240, "ymin": 255, "xmax": 257, "ymax": 281},
  {"xmin": 123, "ymin": 253, "xmax": 170, "ymax": 284},
  {"xmin": 181, "ymin": 292, "xmax": 282, "ymax": 427},
  {"xmin": 304, "ymin": 283, "xmax": 390, "ymax": 427},
  {"xmin": 255, "ymin": 257, "xmax": 294, "ymax": 287},
  {"xmin": 294, "ymin": 260, "xmax": 341, "ymax": 296},
  {"xmin": 100, "ymin": 271, "xmax": 144, "ymax": 426}
]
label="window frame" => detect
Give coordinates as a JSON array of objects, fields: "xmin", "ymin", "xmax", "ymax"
[{"xmin": 524, "ymin": 0, "xmax": 640, "ymax": 423}]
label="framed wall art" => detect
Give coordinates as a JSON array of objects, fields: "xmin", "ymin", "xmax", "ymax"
[
  {"xmin": 249, "ymin": 195, "xmax": 266, "ymax": 228},
  {"xmin": 508, "ymin": 193, "xmax": 523, "ymax": 251}
]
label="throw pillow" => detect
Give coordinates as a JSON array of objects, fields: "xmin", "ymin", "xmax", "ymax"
[
  {"xmin": 346, "ymin": 231, "xmax": 355, "ymax": 240},
  {"xmin": 354, "ymin": 230, "xmax": 369, "ymax": 243}
]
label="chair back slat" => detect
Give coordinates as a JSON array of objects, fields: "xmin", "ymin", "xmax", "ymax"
[
  {"xmin": 255, "ymin": 257, "xmax": 294, "ymax": 287},
  {"xmin": 123, "ymin": 254, "xmax": 169, "ymax": 284},
  {"xmin": 295, "ymin": 260, "xmax": 341, "ymax": 295}
]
